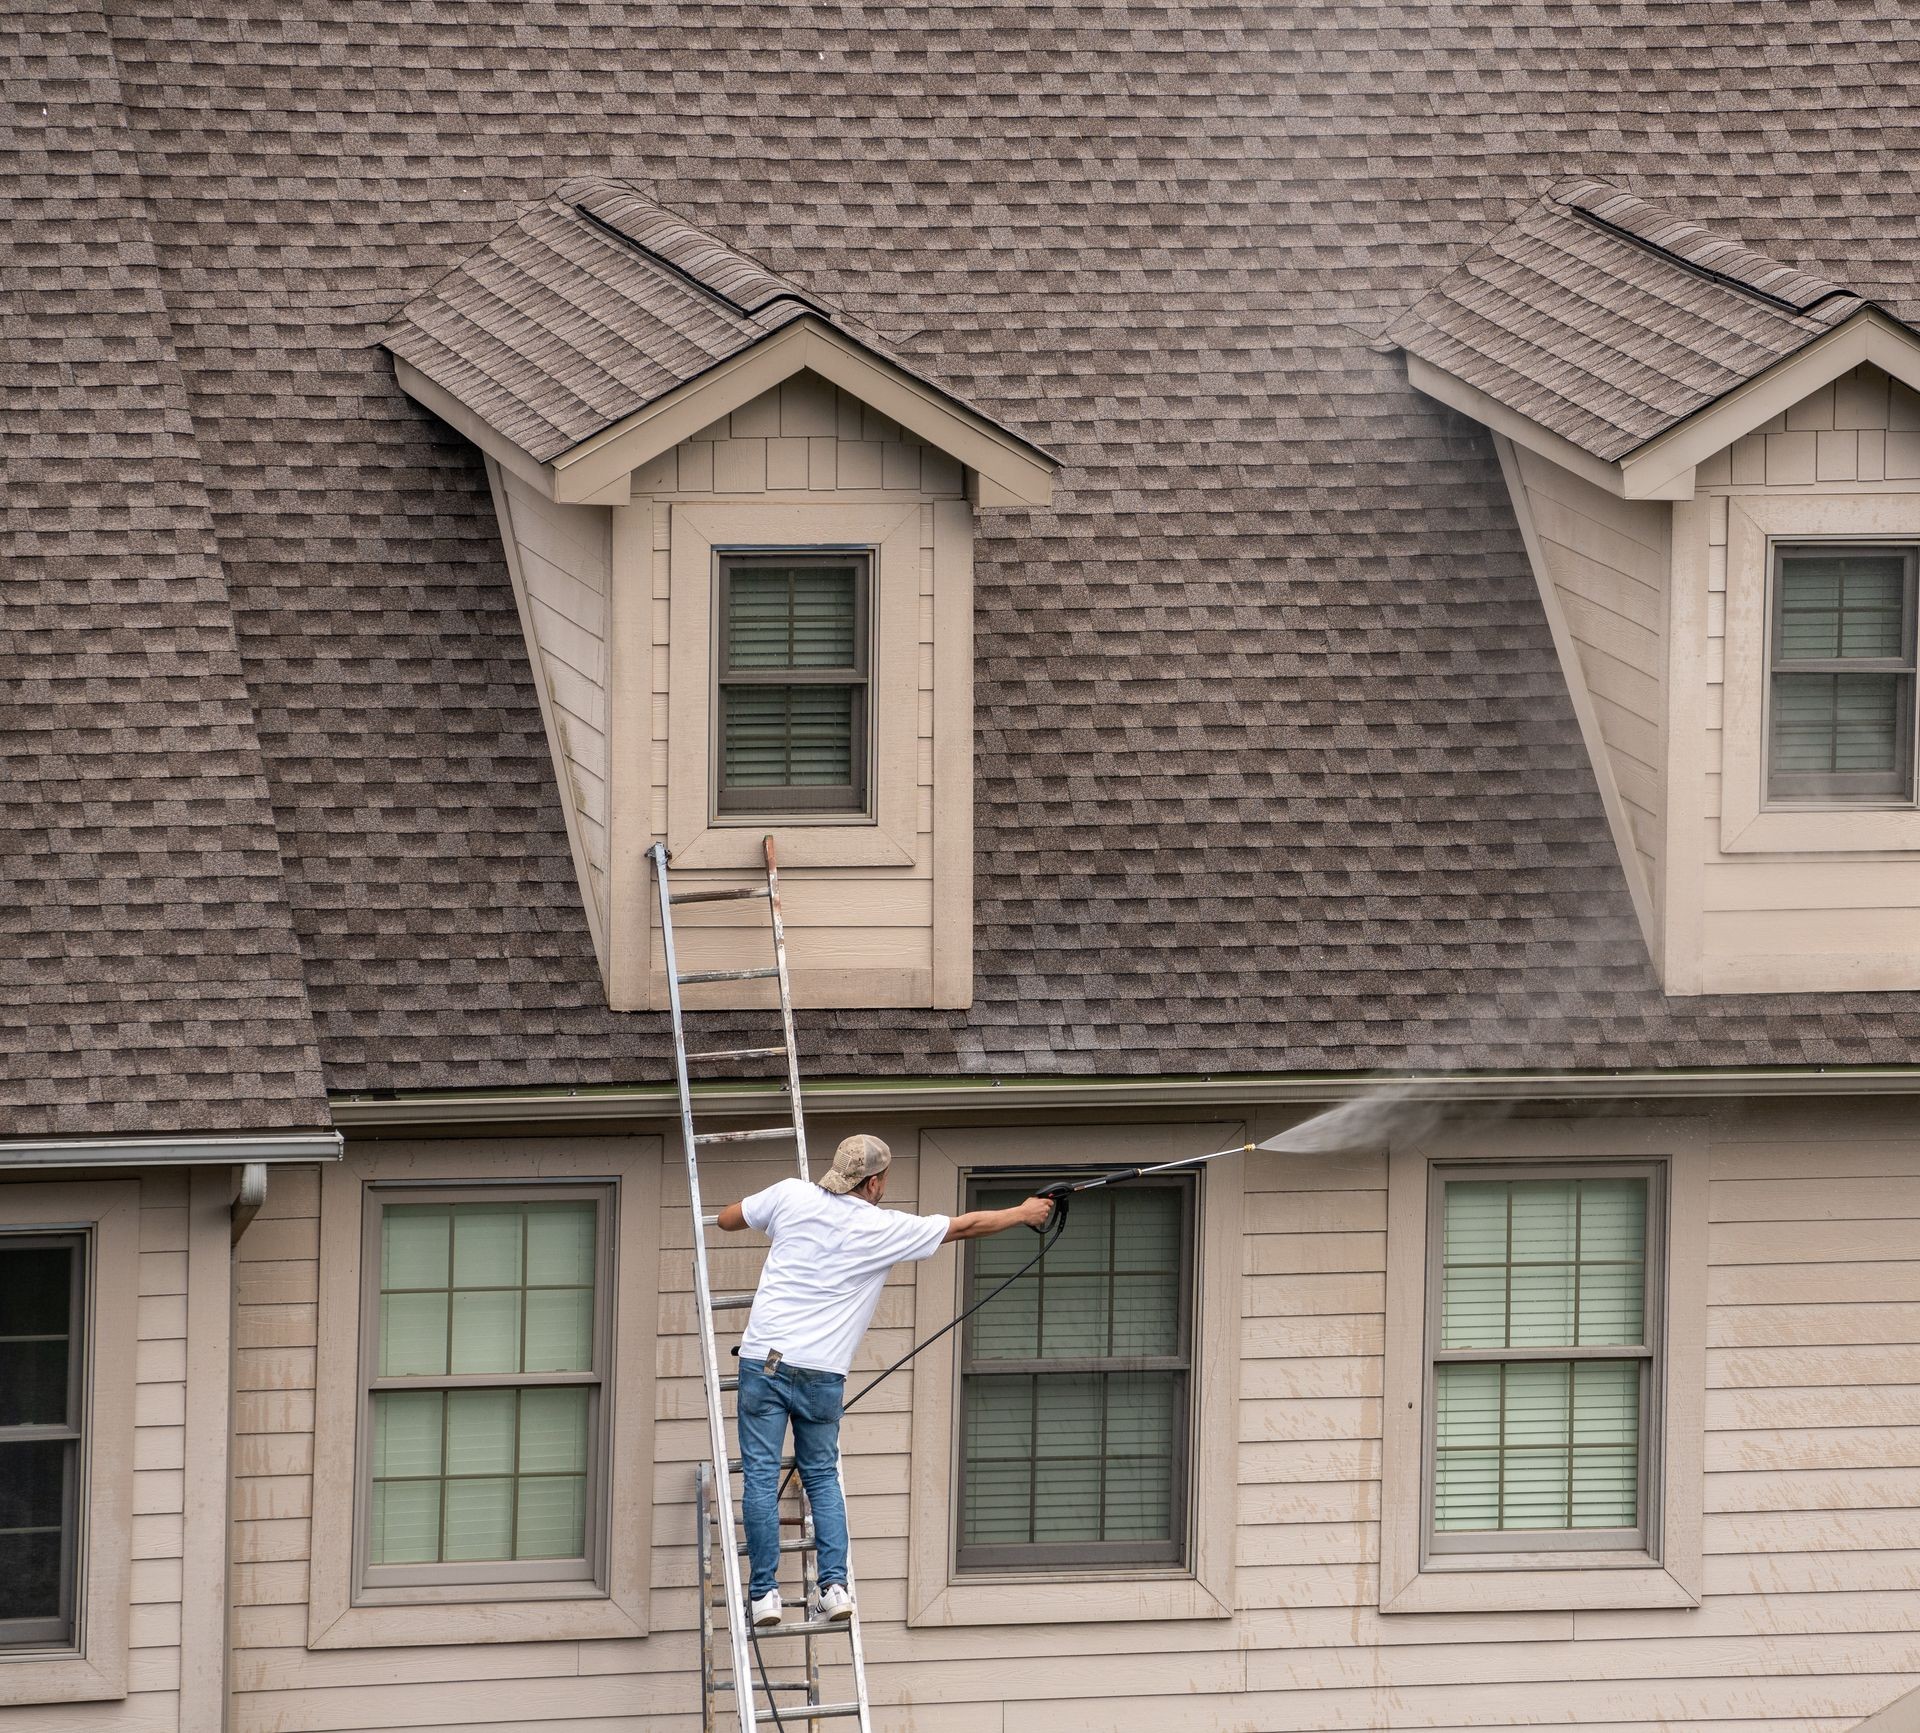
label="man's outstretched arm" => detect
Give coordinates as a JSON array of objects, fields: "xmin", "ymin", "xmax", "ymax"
[{"xmin": 942, "ymin": 1197, "xmax": 1052, "ymax": 1242}]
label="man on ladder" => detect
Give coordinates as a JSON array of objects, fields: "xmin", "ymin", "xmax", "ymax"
[{"xmin": 716, "ymin": 1133, "xmax": 1055, "ymax": 1629}]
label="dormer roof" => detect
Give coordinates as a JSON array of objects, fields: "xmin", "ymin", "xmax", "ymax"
[
  {"xmin": 382, "ymin": 178, "xmax": 1057, "ymax": 504},
  {"xmin": 1382, "ymin": 180, "xmax": 1866, "ymax": 463},
  {"xmin": 1380, "ymin": 179, "xmax": 1920, "ymax": 499}
]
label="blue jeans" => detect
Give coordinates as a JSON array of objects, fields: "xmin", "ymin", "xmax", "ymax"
[{"xmin": 737, "ymin": 1359, "xmax": 848, "ymax": 1599}]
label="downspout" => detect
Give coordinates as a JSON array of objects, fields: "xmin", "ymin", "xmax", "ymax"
[{"xmin": 230, "ymin": 1162, "xmax": 268, "ymax": 1245}]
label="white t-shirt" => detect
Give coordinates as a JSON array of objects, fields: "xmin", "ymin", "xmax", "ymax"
[{"xmin": 738, "ymin": 1178, "xmax": 950, "ymax": 1375}]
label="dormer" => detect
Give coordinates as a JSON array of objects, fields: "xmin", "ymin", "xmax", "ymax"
[
  {"xmin": 1386, "ymin": 180, "xmax": 1920, "ymax": 994},
  {"xmin": 381, "ymin": 180, "xmax": 1058, "ymax": 1010}
]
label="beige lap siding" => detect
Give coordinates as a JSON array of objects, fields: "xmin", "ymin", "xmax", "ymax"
[{"xmin": 224, "ymin": 1106, "xmax": 1920, "ymax": 1731}]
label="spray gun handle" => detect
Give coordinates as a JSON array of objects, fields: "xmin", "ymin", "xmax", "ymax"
[{"xmin": 1032, "ymin": 1181, "xmax": 1074, "ymax": 1234}]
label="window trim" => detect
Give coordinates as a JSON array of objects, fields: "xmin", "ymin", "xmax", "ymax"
[
  {"xmin": 1380, "ymin": 1118, "xmax": 1707, "ymax": 1615},
  {"xmin": 354, "ymin": 1183, "xmax": 615, "ymax": 1594},
  {"xmin": 712, "ymin": 549, "xmax": 874, "ymax": 818},
  {"xmin": 0, "ymin": 1180, "xmax": 137, "ymax": 1707},
  {"xmin": 1420, "ymin": 1161, "xmax": 1665, "ymax": 1563},
  {"xmin": 953, "ymin": 1172, "xmax": 1195, "ymax": 1574},
  {"xmin": 0, "ymin": 1231, "xmax": 87, "ymax": 1649},
  {"xmin": 908, "ymin": 1123, "xmax": 1241, "ymax": 1628},
  {"xmin": 1762, "ymin": 540, "xmax": 1918, "ymax": 806},
  {"xmin": 1721, "ymin": 494, "xmax": 1920, "ymax": 853},
  {"xmin": 309, "ymin": 1139, "xmax": 660, "ymax": 1651}
]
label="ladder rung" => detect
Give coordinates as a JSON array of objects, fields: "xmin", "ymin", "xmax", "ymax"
[
  {"xmin": 701, "ymin": 1213, "xmax": 721, "ymax": 1227},
  {"xmin": 737, "ymin": 1533, "xmax": 814, "ymax": 1555},
  {"xmin": 678, "ymin": 966, "xmax": 779, "ymax": 985},
  {"xmin": 746, "ymin": 1621, "xmax": 857, "ymax": 1642},
  {"xmin": 695, "ymin": 1126, "xmax": 794, "ymax": 1145},
  {"xmin": 728, "ymin": 1455, "xmax": 797, "ymax": 1473},
  {"xmin": 687, "ymin": 1046, "xmax": 787, "ymax": 1062},
  {"xmin": 710, "ymin": 1293, "xmax": 755, "ymax": 1311},
  {"xmin": 670, "ymin": 885, "xmax": 771, "ymax": 905}
]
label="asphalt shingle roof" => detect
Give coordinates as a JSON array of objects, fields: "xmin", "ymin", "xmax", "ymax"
[
  {"xmin": 8, "ymin": 0, "xmax": 1920, "ymax": 1116},
  {"xmin": 1382, "ymin": 179, "xmax": 1870, "ymax": 462},
  {"xmin": 1, "ymin": 5, "xmax": 327, "ymax": 1138}
]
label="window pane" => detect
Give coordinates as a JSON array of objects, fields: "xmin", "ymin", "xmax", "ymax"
[
  {"xmin": 449, "ymin": 1289, "xmax": 521, "ymax": 1374},
  {"xmin": 1433, "ymin": 1449, "xmax": 1499, "ymax": 1530},
  {"xmin": 524, "ymin": 1288, "xmax": 593, "ymax": 1373},
  {"xmin": 727, "ymin": 564, "xmax": 858, "ymax": 669},
  {"xmin": 381, "ymin": 1206, "xmax": 450, "ymax": 1290},
  {"xmin": 379, "ymin": 1291, "xmax": 448, "ymax": 1377},
  {"xmin": 519, "ymin": 1387, "xmax": 590, "ymax": 1475},
  {"xmin": 721, "ymin": 685, "xmax": 856, "ymax": 788},
  {"xmin": 0, "ymin": 1439, "xmax": 68, "ymax": 1534},
  {"xmin": 372, "ymin": 1390, "xmax": 444, "ymax": 1478},
  {"xmin": 0, "ymin": 1341, "xmax": 70, "ymax": 1428},
  {"xmin": 960, "ymin": 1373, "xmax": 1035, "ymax": 1545},
  {"xmin": 452, "ymin": 1206, "xmax": 523, "ymax": 1289},
  {"xmin": 526, "ymin": 1204, "xmax": 596, "ymax": 1286},
  {"xmin": 371, "ymin": 1481, "xmax": 442, "ymax": 1565},
  {"xmin": 443, "ymin": 1478, "xmax": 515, "ymax": 1562},
  {"xmin": 444, "ymin": 1389, "xmax": 516, "ymax": 1476},
  {"xmin": 0, "ymin": 1531, "xmax": 63, "ymax": 1624},
  {"xmin": 0, "ymin": 1246, "xmax": 72, "ymax": 1337},
  {"xmin": 1509, "ymin": 1181, "xmax": 1576, "ymax": 1261},
  {"xmin": 1771, "ymin": 672, "xmax": 1905, "ymax": 775},
  {"xmin": 516, "ymin": 1476, "xmax": 587, "ymax": 1558},
  {"xmin": 1434, "ymin": 1361, "xmax": 1499, "ymax": 1451},
  {"xmin": 1777, "ymin": 553, "xmax": 1908, "ymax": 659}
]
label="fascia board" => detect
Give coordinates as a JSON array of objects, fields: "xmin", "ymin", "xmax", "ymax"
[
  {"xmin": 1401, "ymin": 355, "xmax": 1672, "ymax": 499},
  {"xmin": 1621, "ymin": 309, "xmax": 1920, "ymax": 495},
  {"xmin": 549, "ymin": 317, "xmax": 1058, "ymax": 506},
  {"xmin": 392, "ymin": 358, "xmax": 557, "ymax": 498}
]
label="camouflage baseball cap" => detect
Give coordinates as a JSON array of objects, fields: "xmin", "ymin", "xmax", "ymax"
[{"xmin": 818, "ymin": 1134, "xmax": 892, "ymax": 1194}]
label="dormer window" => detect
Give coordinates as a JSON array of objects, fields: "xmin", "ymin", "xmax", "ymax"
[
  {"xmin": 1768, "ymin": 544, "xmax": 1917, "ymax": 806},
  {"xmin": 715, "ymin": 552, "xmax": 872, "ymax": 818}
]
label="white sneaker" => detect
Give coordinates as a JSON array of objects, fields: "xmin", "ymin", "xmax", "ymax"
[
  {"xmin": 817, "ymin": 1582, "xmax": 855, "ymax": 1623},
  {"xmin": 750, "ymin": 1588, "xmax": 783, "ymax": 1629}
]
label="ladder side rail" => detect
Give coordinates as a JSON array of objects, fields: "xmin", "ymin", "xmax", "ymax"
[
  {"xmin": 696, "ymin": 1462, "xmax": 719, "ymax": 1733},
  {"xmin": 653, "ymin": 843, "xmax": 759, "ymax": 1733},
  {"xmin": 833, "ymin": 1455, "xmax": 875, "ymax": 1733},
  {"xmin": 762, "ymin": 837, "xmax": 811, "ymax": 1183}
]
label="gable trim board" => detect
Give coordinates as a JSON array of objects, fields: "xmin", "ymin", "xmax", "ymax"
[
  {"xmin": 1415, "ymin": 311, "xmax": 1920, "ymax": 504},
  {"xmin": 398, "ymin": 316, "xmax": 1057, "ymax": 510}
]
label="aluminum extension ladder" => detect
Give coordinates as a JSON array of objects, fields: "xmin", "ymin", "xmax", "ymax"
[{"xmin": 650, "ymin": 837, "xmax": 874, "ymax": 1733}]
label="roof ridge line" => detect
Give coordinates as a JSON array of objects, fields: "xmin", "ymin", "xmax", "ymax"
[
  {"xmin": 567, "ymin": 194, "xmax": 827, "ymax": 326},
  {"xmin": 1551, "ymin": 188, "xmax": 1854, "ymax": 321}
]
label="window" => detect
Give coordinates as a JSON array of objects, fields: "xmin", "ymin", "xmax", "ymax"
[
  {"xmin": 1425, "ymin": 1165, "xmax": 1662, "ymax": 1558},
  {"xmin": 360, "ymin": 1189, "xmax": 610, "ymax": 1588},
  {"xmin": 0, "ymin": 1234, "xmax": 84, "ymax": 1647},
  {"xmin": 1767, "ymin": 542, "xmax": 1918, "ymax": 804},
  {"xmin": 956, "ymin": 1175, "xmax": 1193, "ymax": 1571},
  {"xmin": 714, "ymin": 551, "xmax": 871, "ymax": 816}
]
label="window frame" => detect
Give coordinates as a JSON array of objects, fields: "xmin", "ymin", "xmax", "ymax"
[
  {"xmin": 1763, "ymin": 539, "xmax": 1919, "ymax": 806},
  {"xmin": 953, "ymin": 1171, "xmax": 1196, "ymax": 1574},
  {"xmin": 1420, "ymin": 1161, "xmax": 1666, "ymax": 1564},
  {"xmin": 353, "ymin": 1181, "xmax": 617, "ymax": 1596},
  {"xmin": 0, "ymin": 1231, "xmax": 87, "ymax": 1650},
  {"xmin": 711, "ymin": 548, "xmax": 875, "ymax": 820}
]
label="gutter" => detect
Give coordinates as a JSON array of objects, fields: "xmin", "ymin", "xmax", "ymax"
[
  {"xmin": 0, "ymin": 1131, "xmax": 345, "ymax": 1169},
  {"xmin": 329, "ymin": 1068, "xmax": 1920, "ymax": 1130}
]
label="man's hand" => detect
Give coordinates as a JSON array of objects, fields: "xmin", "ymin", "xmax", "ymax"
[{"xmin": 943, "ymin": 1194, "xmax": 1055, "ymax": 1243}]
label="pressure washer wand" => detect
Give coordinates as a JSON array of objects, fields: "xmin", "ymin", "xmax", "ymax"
[{"xmin": 1029, "ymin": 1139, "xmax": 1258, "ymax": 1230}]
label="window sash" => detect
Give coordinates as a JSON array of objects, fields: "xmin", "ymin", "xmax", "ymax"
[
  {"xmin": 1766, "ymin": 542, "xmax": 1919, "ymax": 804},
  {"xmin": 955, "ymin": 1173, "xmax": 1195, "ymax": 1573},
  {"xmin": 1421, "ymin": 1163, "xmax": 1665, "ymax": 1560},
  {"xmin": 356, "ymin": 1185, "xmax": 612, "ymax": 1591},
  {"xmin": 0, "ymin": 1231, "xmax": 85, "ymax": 1648},
  {"xmin": 713, "ymin": 551, "xmax": 872, "ymax": 816}
]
